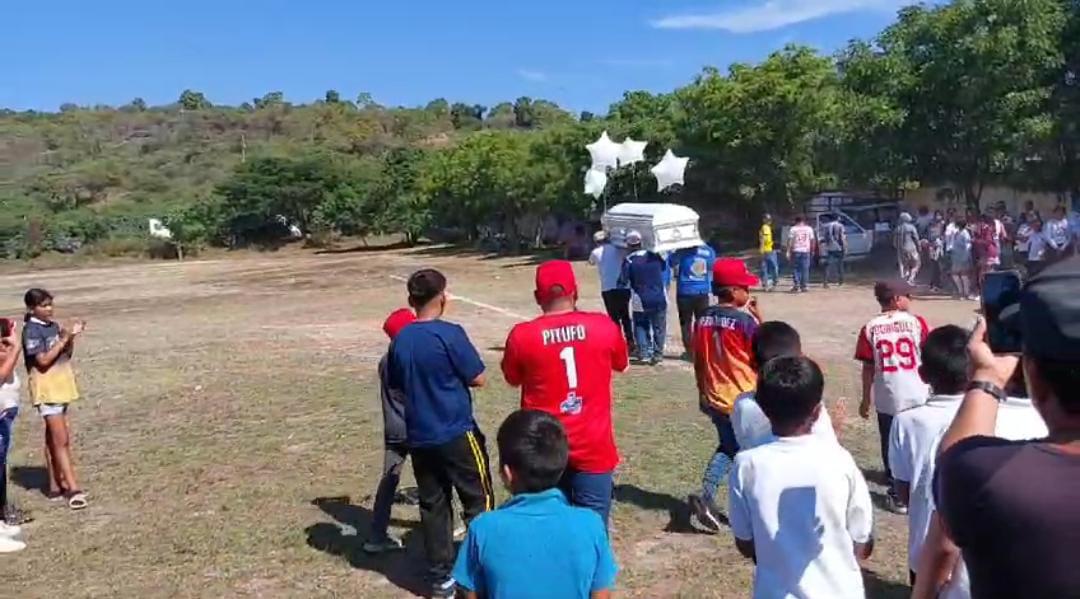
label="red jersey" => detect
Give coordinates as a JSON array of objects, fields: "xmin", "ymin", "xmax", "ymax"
[
  {"xmin": 501, "ymin": 311, "xmax": 629, "ymax": 473},
  {"xmin": 693, "ymin": 305, "xmax": 759, "ymax": 415}
]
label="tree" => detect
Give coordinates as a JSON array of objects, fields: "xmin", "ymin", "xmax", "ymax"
[
  {"xmin": 324, "ymin": 89, "xmax": 341, "ymax": 104},
  {"xmin": 486, "ymin": 102, "xmax": 516, "ymax": 129},
  {"xmin": 178, "ymin": 89, "xmax": 211, "ymax": 111},
  {"xmin": 513, "ymin": 97, "xmax": 535, "ymax": 128},
  {"xmin": 450, "ymin": 102, "xmax": 485, "ymax": 130},
  {"xmin": 676, "ymin": 46, "xmax": 843, "ymax": 208},
  {"xmin": 874, "ymin": 0, "xmax": 1066, "ymax": 208},
  {"xmin": 579, "ymin": 111, "xmax": 596, "ymax": 122},
  {"xmin": 255, "ymin": 91, "xmax": 285, "ymax": 109},
  {"xmin": 425, "ymin": 98, "xmax": 450, "ymax": 116},
  {"xmin": 356, "ymin": 92, "xmax": 377, "ymax": 109}
]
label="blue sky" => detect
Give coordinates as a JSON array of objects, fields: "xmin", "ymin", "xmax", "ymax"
[{"xmin": 1, "ymin": 0, "xmax": 909, "ymax": 114}]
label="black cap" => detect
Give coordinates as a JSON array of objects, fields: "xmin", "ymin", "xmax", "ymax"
[
  {"xmin": 874, "ymin": 279, "xmax": 915, "ymax": 304},
  {"xmin": 1001, "ymin": 256, "xmax": 1080, "ymax": 359}
]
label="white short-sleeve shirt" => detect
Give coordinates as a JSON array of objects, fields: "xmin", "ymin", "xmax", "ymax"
[
  {"xmin": 789, "ymin": 225, "xmax": 816, "ymax": 254},
  {"xmin": 589, "ymin": 243, "xmax": 625, "ymax": 292},
  {"xmin": 729, "ymin": 435, "xmax": 874, "ymax": 599},
  {"xmin": 887, "ymin": 394, "xmax": 964, "ymax": 571},
  {"xmin": 732, "ymin": 392, "xmax": 837, "ymax": 451},
  {"xmin": 915, "ymin": 397, "xmax": 1048, "ymax": 599}
]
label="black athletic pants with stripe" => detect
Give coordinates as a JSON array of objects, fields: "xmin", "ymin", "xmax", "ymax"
[{"xmin": 411, "ymin": 427, "xmax": 494, "ymax": 581}]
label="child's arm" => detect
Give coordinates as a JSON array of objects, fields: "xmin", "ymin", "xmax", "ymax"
[
  {"xmin": 0, "ymin": 328, "xmax": 22, "ymax": 383},
  {"xmin": 590, "ymin": 591, "xmax": 612, "ymax": 599},
  {"xmin": 28, "ymin": 324, "xmax": 80, "ymax": 370},
  {"xmin": 848, "ymin": 458, "xmax": 875, "ymax": 562},
  {"xmin": 728, "ymin": 458, "xmax": 757, "ymax": 561},
  {"xmin": 912, "ymin": 512, "xmax": 960, "ymax": 599},
  {"xmin": 859, "ymin": 362, "xmax": 874, "ymax": 419}
]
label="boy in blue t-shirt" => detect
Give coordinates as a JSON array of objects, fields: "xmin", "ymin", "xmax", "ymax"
[
  {"xmin": 387, "ymin": 269, "xmax": 495, "ymax": 598},
  {"xmin": 453, "ymin": 410, "xmax": 617, "ymax": 599},
  {"xmin": 668, "ymin": 243, "xmax": 716, "ymax": 358}
]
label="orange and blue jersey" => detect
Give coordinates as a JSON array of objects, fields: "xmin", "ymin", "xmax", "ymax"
[{"xmin": 693, "ymin": 305, "xmax": 759, "ymax": 415}]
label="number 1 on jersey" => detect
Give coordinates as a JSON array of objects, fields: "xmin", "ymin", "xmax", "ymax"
[{"xmin": 559, "ymin": 346, "xmax": 578, "ymax": 389}]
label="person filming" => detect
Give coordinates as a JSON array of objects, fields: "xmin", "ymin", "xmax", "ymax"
[{"xmin": 935, "ymin": 257, "xmax": 1080, "ymax": 598}]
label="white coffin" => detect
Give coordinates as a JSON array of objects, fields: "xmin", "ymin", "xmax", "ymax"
[{"xmin": 601, "ymin": 203, "xmax": 703, "ymax": 252}]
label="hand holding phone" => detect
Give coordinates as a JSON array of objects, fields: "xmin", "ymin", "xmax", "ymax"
[
  {"xmin": 981, "ymin": 271, "xmax": 1023, "ymax": 354},
  {"xmin": 968, "ymin": 317, "xmax": 1020, "ymax": 389}
]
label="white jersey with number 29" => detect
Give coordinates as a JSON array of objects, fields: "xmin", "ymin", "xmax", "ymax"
[{"xmin": 854, "ymin": 311, "xmax": 930, "ymax": 415}]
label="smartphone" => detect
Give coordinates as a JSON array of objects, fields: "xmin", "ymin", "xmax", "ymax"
[
  {"xmin": 982, "ymin": 270, "xmax": 1023, "ymax": 354},
  {"xmin": 0, "ymin": 318, "xmax": 11, "ymax": 338}
]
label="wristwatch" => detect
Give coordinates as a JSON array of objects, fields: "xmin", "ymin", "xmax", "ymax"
[{"xmin": 967, "ymin": 380, "xmax": 1007, "ymax": 402}]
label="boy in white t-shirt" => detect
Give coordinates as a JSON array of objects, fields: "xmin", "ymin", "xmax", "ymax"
[
  {"xmin": 887, "ymin": 325, "xmax": 969, "ymax": 584},
  {"xmin": 729, "ymin": 356, "xmax": 874, "ymax": 599},
  {"xmin": 911, "ymin": 391, "xmax": 1048, "ymax": 599},
  {"xmin": 854, "ymin": 279, "xmax": 929, "ymax": 514},
  {"xmin": 731, "ymin": 321, "xmax": 841, "ymax": 450}
]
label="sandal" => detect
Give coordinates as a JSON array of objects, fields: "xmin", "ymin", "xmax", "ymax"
[{"xmin": 66, "ymin": 491, "xmax": 88, "ymax": 510}]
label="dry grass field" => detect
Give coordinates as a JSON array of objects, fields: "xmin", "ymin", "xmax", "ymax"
[{"xmin": 0, "ymin": 245, "xmax": 981, "ymax": 598}]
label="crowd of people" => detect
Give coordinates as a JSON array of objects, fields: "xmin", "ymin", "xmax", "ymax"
[
  {"xmin": 366, "ymin": 235, "xmax": 1079, "ymax": 598},
  {"xmin": 750, "ymin": 201, "xmax": 1080, "ymax": 300},
  {"xmin": 0, "ymin": 288, "xmax": 88, "ymax": 554}
]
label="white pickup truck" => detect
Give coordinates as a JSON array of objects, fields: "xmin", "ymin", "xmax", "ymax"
[{"xmin": 779, "ymin": 210, "xmax": 874, "ymax": 261}]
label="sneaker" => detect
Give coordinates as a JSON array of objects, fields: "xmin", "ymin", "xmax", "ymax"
[
  {"xmin": 362, "ymin": 536, "xmax": 405, "ymax": 554},
  {"xmin": 887, "ymin": 491, "xmax": 909, "ymax": 515},
  {"xmin": 687, "ymin": 494, "xmax": 721, "ymax": 533},
  {"xmin": 0, "ymin": 522, "xmax": 21, "ymax": 538},
  {"xmin": 453, "ymin": 524, "xmax": 466, "ymax": 542},
  {"xmin": 0, "ymin": 537, "xmax": 25, "ymax": 553},
  {"xmin": 431, "ymin": 577, "xmax": 456, "ymax": 599},
  {"xmin": 649, "ymin": 355, "xmax": 663, "ymax": 366}
]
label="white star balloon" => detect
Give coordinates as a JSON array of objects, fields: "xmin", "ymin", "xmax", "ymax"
[
  {"xmin": 651, "ymin": 149, "xmax": 689, "ymax": 192},
  {"xmin": 584, "ymin": 167, "xmax": 608, "ymax": 199},
  {"xmin": 617, "ymin": 137, "xmax": 648, "ymax": 167},
  {"xmin": 586, "ymin": 131, "xmax": 621, "ymax": 171}
]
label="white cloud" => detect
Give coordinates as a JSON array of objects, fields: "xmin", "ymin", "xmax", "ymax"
[
  {"xmin": 652, "ymin": 0, "xmax": 898, "ymax": 33},
  {"xmin": 517, "ymin": 69, "xmax": 549, "ymax": 82}
]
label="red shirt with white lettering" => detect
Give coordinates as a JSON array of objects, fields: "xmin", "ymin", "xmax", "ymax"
[
  {"xmin": 501, "ymin": 311, "xmax": 629, "ymax": 473},
  {"xmin": 854, "ymin": 311, "xmax": 930, "ymax": 415}
]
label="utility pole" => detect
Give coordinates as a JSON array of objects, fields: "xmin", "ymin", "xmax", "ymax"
[{"xmin": 240, "ymin": 133, "xmax": 247, "ymax": 163}]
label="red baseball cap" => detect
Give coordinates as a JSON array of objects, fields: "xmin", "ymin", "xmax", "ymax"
[
  {"xmin": 712, "ymin": 258, "xmax": 760, "ymax": 288},
  {"xmin": 535, "ymin": 260, "xmax": 578, "ymax": 305},
  {"xmin": 383, "ymin": 308, "xmax": 416, "ymax": 340}
]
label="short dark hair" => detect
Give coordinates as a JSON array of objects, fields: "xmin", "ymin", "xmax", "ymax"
[
  {"xmin": 24, "ymin": 288, "xmax": 53, "ymax": 309},
  {"xmin": 497, "ymin": 410, "xmax": 569, "ymax": 493},
  {"xmin": 795, "ymin": 215, "xmax": 806, "ymax": 224},
  {"xmin": 920, "ymin": 325, "xmax": 970, "ymax": 394},
  {"xmin": 713, "ymin": 285, "xmax": 737, "ymax": 302},
  {"xmin": 752, "ymin": 322, "xmax": 802, "ymax": 369},
  {"xmin": 407, "ymin": 269, "xmax": 446, "ymax": 308},
  {"xmin": 1032, "ymin": 356, "xmax": 1080, "ymax": 416},
  {"xmin": 756, "ymin": 356, "xmax": 824, "ymax": 430}
]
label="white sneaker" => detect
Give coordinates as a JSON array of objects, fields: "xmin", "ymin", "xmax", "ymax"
[
  {"xmin": 0, "ymin": 522, "xmax": 20, "ymax": 537},
  {"xmin": 0, "ymin": 536, "xmax": 25, "ymax": 553}
]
